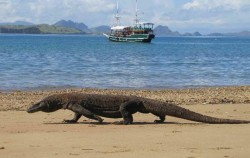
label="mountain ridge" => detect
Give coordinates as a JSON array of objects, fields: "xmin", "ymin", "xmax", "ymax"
[
  {"xmin": 0, "ymin": 20, "xmax": 250, "ymax": 36},
  {"xmin": 0, "ymin": 24, "xmax": 83, "ymax": 34},
  {"xmin": 0, "ymin": 21, "xmax": 34, "ymax": 26},
  {"xmin": 54, "ymin": 20, "xmax": 90, "ymax": 33}
]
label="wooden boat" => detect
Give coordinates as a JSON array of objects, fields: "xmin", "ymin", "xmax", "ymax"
[{"xmin": 104, "ymin": 0, "xmax": 155, "ymax": 43}]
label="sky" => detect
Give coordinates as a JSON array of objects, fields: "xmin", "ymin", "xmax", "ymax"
[{"xmin": 0, "ymin": 0, "xmax": 250, "ymax": 34}]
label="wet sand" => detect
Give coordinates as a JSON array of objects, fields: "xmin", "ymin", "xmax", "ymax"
[{"xmin": 1, "ymin": 87, "xmax": 250, "ymax": 157}]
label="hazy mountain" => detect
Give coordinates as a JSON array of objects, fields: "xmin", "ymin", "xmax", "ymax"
[
  {"xmin": 0, "ymin": 21, "xmax": 34, "ymax": 26},
  {"xmin": 54, "ymin": 20, "xmax": 111, "ymax": 34},
  {"xmin": 183, "ymin": 32, "xmax": 202, "ymax": 36},
  {"xmin": 154, "ymin": 25, "xmax": 180, "ymax": 36},
  {"xmin": 207, "ymin": 33, "xmax": 225, "ymax": 36},
  {"xmin": 193, "ymin": 32, "xmax": 202, "ymax": 36},
  {"xmin": 207, "ymin": 31, "xmax": 250, "ymax": 36},
  {"xmin": 225, "ymin": 31, "xmax": 250, "ymax": 37},
  {"xmin": 90, "ymin": 25, "xmax": 111, "ymax": 34},
  {"xmin": 54, "ymin": 20, "xmax": 91, "ymax": 33}
]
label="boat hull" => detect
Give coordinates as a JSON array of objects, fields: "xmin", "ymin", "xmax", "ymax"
[{"xmin": 106, "ymin": 34, "xmax": 155, "ymax": 43}]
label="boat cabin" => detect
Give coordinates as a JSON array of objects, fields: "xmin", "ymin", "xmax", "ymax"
[
  {"xmin": 110, "ymin": 22, "xmax": 154, "ymax": 37},
  {"xmin": 133, "ymin": 22, "xmax": 154, "ymax": 35},
  {"xmin": 110, "ymin": 26, "xmax": 132, "ymax": 37}
]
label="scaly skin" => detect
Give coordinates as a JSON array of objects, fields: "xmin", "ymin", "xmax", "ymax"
[{"xmin": 27, "ymin": 93, "xmax": 250, "ymax": 124}]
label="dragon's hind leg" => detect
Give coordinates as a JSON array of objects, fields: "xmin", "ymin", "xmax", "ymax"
[{"xmin": 118, "ymin": 101, "xmax": 142, "ymax": 125}]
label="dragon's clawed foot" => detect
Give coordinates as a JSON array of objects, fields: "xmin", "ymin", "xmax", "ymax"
[
  {"xmin": 112, "ymin": 119, "xmax": 132, "ymax": 125},
  {"xmin": 154, "ymin": 120, "xmax": 164, "ymax": 124},
  {"xmin": 63, "ymin": 119, "xmax": 77, "ymax": 124},
  {"xmin": 97, "ymin": 118, "xmax": 104, "ymax": 124},
  {"xmin": 112, "ymin": 120, "xmax": 124, "ymax": 125}
]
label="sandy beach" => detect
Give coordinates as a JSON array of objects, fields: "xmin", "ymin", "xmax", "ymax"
[{"xmin": 1, "ymin": 86, "xmax": 250, "ymax": 158}]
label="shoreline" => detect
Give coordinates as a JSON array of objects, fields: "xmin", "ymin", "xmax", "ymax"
[
  {"xmin": 1, "ymin": 86, "xmax": 250, "ymax": 111},
  {"xmin": 1, "ymin": 84, "xmax": 244, "ymax": 92}
]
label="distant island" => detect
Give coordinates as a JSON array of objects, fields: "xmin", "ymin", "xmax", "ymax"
[
  {"xmin": 153, "ymin": 25, "xmax": 250, "ymax": 37},
  {"xmin": 0, "ymin": 20, "xmax": 250, "ymax": 36},
  {"xmin": 0, "ymin": 20, "xmax": 111, "ymax": 35}
]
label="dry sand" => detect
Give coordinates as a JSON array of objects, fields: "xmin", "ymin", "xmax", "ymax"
[{"xmin": 1, "ymin": 87, "xmax": 250, "ymax": 158}]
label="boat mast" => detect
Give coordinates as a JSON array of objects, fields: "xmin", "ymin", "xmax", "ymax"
[
  {"xmin": 114, "ymin": 0, "xmax": 121, "ymax": 26},
  {"xmin": 135, "ymin": 0, "xmax": 139, "ymax": 25}
]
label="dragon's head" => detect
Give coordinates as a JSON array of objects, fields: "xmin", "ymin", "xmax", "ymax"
[{"xmin": 27, "ymin": 95, "xmax": 64, "ymax": 113}]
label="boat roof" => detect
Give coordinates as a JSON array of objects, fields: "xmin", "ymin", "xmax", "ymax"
[
  {"xmin": 137, "ymin": 22, "xmax": 154, "ymax": 25},
  {"xmin": 111, "ymin": 26, "xmax": 129, "ymax": 30},
  {"xmin": 111, "ymin": 23, "xmax": 154, "ymax": 30}
]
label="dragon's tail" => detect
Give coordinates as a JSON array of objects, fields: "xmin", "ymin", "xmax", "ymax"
[
  {"xmin": 166, "ymin": 106, "xmax": 250, "ymax": 124},
  {"xmin": 146, "ymin": 100, "xmax": 250, "ymax": 124}
]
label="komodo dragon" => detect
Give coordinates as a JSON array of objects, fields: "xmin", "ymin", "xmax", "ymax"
[{"xmin": 27, "ymin": 93, "xmax": 250, "ymax": 124}]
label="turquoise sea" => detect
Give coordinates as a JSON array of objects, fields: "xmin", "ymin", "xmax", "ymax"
[{"xmin": 0, "ymin": 34, "xmax": 250, "ymax": 90}]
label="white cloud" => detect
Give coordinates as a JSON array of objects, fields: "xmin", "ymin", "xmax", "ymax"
[
  {"xmin": 170, "ymin": 0, "xmax": 250, "ymax": 33},
  {"xmin": 183, "ymin": 0, "xmax": 250, "ymax": 11},
  {"xmin": 0, "ymin": 1, "xmax": 13, "ymax": 19},
  {"xmin": 0, "ymin": 0, "xmax": 7, "ymax": 4},
  {"xmin": 0, "ymin": 0, "xmax": 116, "ymax": 24}
]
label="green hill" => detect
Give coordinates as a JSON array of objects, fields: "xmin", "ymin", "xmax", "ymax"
[
  {"xmin": 37, "ymin": 24, "xmax": 82, "ymax": 34},
  {"xmin": 0, "ymin": 24, "xmax": 83, "ymax": 34}
]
